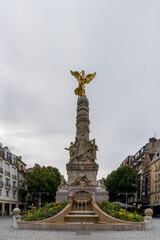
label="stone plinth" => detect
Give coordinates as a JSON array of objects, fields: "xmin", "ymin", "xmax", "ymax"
[
  {"xmin": 55, "ymin": 190, "xmax": 68, "ymax": 203},
  {"xmin": 66, "ymin": 163, "xmax": 99, "ymax": 185}
]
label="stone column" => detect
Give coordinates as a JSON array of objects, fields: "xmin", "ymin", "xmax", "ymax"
[
  {"xmin": 75, "ymin": 97, "xmax": 90, "ymax": 156},
  {"xmin": 9, "ymin": 203, "xmax": 12, "ymax": 215},
  {"xmin": 2, "ymin": 202, "xmax": 5, "ymax": 216}
]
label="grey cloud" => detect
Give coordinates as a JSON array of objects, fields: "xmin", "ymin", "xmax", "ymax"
[{"xmin": 0, "ymin": 0, "xmax": 160, "ymax": 179}]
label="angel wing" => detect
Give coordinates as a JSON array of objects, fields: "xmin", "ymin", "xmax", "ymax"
[
  {"xmin": 85, "ymin": 72, "xmax": 96, "ymax": 84},
  {"xmin": 70, "ymin": 70, "xmax": 81, "ymax": 81}
]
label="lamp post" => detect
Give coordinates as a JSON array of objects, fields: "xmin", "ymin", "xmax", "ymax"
[
  {"xmin": 32, "ymin": 192, "xmax": 49, "ymax": 208},
  {"xmin": 118, "ymin": 192, "xmax": 133, "ymax": 211}
]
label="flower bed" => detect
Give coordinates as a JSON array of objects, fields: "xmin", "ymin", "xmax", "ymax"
[
  {"xmin": 98, "ymin": 202, "xmax": 144, "ymax": 222},
  {"xmin": 22, "ymin": 202, "xmax": 67, "ymax": 221}
]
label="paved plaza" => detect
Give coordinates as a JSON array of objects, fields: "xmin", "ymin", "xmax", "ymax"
[{"xmin": 0, "ymin": 216, "xmax": 160, "ymax": 240}]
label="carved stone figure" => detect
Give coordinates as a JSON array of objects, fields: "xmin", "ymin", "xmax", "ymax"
[
  {"xmin": 58, "ymin": 176, "xmax": 68, "ymax": 190},
  {"xmin": 97, "ymin": 178, "xmax": 106, "ymax": 189},
  {"xmin": 65, "ymin": 142, "xmax": 75, "ymax": 160},
  {"xmin": 90, "ymin": 139, "xmax": 98, "ymax": 160},
  {"xmin": 70, "ymin": 70, "xmax": 96, "ymax": 97},
  {"xmin": 71, "ymin": 175, "xmax": 92, "ymax": 189}
]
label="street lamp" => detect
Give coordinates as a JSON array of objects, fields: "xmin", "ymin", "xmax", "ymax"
[
  {"xmin": 32, "ymin": 192, "xmax": 49, "ymax": 208},
  {"xmin": 118, "ymin": 192, "xmax": 133, "ymax": 211}
]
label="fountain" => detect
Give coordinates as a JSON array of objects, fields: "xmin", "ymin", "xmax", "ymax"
[{"xmin": 16, "ymin": 70, "xmax": 146, "ymax": 230}]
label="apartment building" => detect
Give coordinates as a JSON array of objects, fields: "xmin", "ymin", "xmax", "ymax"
[
  {"xmin": 17, "ymin": 156, "xmax": 27, "ymax": 211},
  {"xmin": 0, "ymin": 143, "xmax": 19, "ymax": 215},
  {"xmin": 120, "ymin": 137, "xmax": 160, "ymax": 211},
  {"xmin": 150, "ymin": 149, "xmax": 160, "ymax": 214}
]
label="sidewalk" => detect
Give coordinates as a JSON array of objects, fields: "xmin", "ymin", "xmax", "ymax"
[{"xmin": 0, "ymin": 216, "xmax": 160, "ymax": 240}]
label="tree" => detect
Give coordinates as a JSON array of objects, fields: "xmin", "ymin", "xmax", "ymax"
[
  {"xmin": 19, "ymin": 189, "xmax": 28, "ymax": 203},
  {"xmin": 26, "ymin": 164, "xmax": 61, "ymax": 203},
  {"xmin": 104, "ymin": 165, "xmax": 139, "ymax": 202}
]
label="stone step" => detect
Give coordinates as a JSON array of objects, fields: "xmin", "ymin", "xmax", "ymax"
[
  {"xmin": 69, "ymin": 211, "xmax": 95, "ymax": 215},
  {"xmin": 65, "ymin": 215, "xmax": 99, "ymax": 223}
]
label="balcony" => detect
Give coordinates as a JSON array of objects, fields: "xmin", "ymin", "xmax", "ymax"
[
  {"xmin": 12, "ymin": 174, "xmax": 17, "ymax": 180},
  {"xmin": 12, "ymin": 185, "xmax": 17, "ymax": 191},
  {"xmin": 5, "ymin": 171, "xmax": 10, "ymax": 177},
  {"xmin": 5, "ymin": 183, "xmax": 11, "ymax": 189},
  {"xmin": 0, "ymin": 167, "xmax": 3, "ymax": 174},
  {"xmin": 0, "ymin": 181, "xmax": 3, "ymax": 187}
]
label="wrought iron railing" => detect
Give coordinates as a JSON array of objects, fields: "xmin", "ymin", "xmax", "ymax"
[
  {"xmin": 12, "ymin": 185, "xmax": 17, "ymax": 191},
  {"xmin": 5, "ymin": 171, "xmax": 10, "ymax": 177},
  {"xmin": 5, "ymin": 183, "xmax": 11, "ymax": 188},
  {"xmin": 0, "ymin": 181, "xmax": 3, "ymax": 187}
]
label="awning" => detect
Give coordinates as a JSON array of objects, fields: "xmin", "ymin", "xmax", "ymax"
[
  {"xmin": 146, "ymin": 203, "xmax": 160, "ymax": 207},
  {"xmin": 113, "ymin": 201, "xmax": 135, "ymax": 208}
]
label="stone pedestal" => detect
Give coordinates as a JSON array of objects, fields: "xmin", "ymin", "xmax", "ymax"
[
  {"xmin": 55, "ymin": 190, "xmax": 68, "ymax": 203},
  {"xmin": 66, "ymin": 163, "xmax": 99, "ymax": 185}
]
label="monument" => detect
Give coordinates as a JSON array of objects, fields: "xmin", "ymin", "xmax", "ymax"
[
  {"xmin": 17, "ymin": 70, "xmax": 146, "ymax": 230},
  {"xmin": 56, "ymin": 70, "xmax": 109, "ymax": 203}
]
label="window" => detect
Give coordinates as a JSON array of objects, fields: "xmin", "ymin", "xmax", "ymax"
[
  {"xmin": 155, "ymin": 164, "xmax": 158, "ymax": 171},
  {"xmin": 159, "ymin": 161, "xmax": 160, "ymax": 169},
  {"xmin": 155, "ymin": 174, "xmax": 157, "ymax": 181},
  {"xmin": 21, "ymin": 165, "xmax": 23, "ymax": 172},
  {"xmin": 155, "ymin": 185, "xmax": 157, "ymax": 192},
  {"xmin": 0, "ymin": 159, "xmax": 2, "ymax": 167},
  {"xmin": 0, "ymin": 189, "xmax": 2, "ymax": 196},
  {"xmin": 13, "ymin": 181, "xmax": 16, "ymax": 187},
  {"xmin": 158, "ymin": 184, "xmax": 160, "ymax": 192},
  {"xmin": 13, "ymin": 191, "xmax": 16, "ymax": 199},
  {"xmin": 6, "ymin": 190, "xmax": 9, "ymax": 197},
  {"xmin": 13, "ymin": 157, "xmax": 16, "ymax": 165},
  {"xmin": 5, "ymin": 162, "xmax": 9, "ymax": 171},
  {"xmin": 159, "ymin": 173, "xmax": 160, "ymax": 180},
  {"xmin": 5, "ymin": 178, "xmax": 10, "ymax": 187},
  {"xmin": 12, "ymin": 167, "xmax": 16, "ymax": 174}
]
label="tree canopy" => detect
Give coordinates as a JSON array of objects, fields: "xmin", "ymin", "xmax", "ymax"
[
  {"xmin": 26, "ymin": 164, "xmax": 61, "ymax": 202},
  {"xmin": 104, "ymin": 165, "xmax": 139, "ymax": 202}
]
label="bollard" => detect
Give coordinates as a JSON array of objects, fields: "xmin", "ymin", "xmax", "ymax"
[
  {"xmin": 144, "ymin": 208, "xmax": 153, "ymax": 229},
  {"xmin": 12, "ymin": 208, "xmax": 21, "ymax": 229}
]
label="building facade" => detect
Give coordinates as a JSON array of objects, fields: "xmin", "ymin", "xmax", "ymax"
[
  {"xmin": 0, "ymin": 144, "xmax": 19, "ymax": 215},
  {"xmin": 150, "ymin": 149, "xmax": 160, "ymax": 214},
  {"xmin": 120, "ymin": 137, "xmax": 160, "ymax": 211},
  {"xmin": 17, "ymin": 156, "xmax": 27, "ymax": 211}
]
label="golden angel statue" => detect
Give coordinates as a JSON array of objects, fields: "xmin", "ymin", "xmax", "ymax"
[{"xmin": 70, "ymin": 70, "xmax": 96, "ymax": 97}]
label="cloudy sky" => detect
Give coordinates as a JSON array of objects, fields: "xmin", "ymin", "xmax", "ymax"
[{"xmin": 0, "ymin": 0, "xmax": 160, "ymax": 179}]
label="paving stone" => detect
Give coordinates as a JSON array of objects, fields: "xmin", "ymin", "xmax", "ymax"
[{"xmin": 0, "ymin": 216, "xmax": 160, "ymax": 240}]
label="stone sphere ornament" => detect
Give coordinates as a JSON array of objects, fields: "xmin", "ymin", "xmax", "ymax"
[
  {"xmin": 13, "ymin": 208, "xmax": 21, "ymax": 215},
  {"xmin": 144, "ymin": 208, "xmax": 153, "ymax": 216}
]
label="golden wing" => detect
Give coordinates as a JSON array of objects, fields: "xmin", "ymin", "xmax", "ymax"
[
  {"xmin": 70, "ymin": 70, "xmax": 81, "ymax": 81},
  {"xmin": 85, "ymin": 72, "xmax": 96, "ymax": 84}
]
